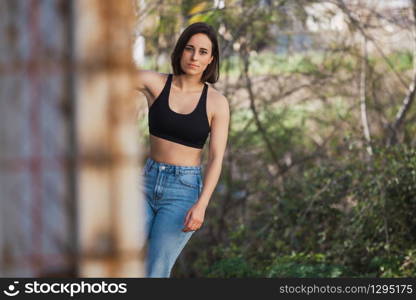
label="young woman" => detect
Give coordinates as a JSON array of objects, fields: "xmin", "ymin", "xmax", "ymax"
[{"xmin": 136, "ymin": 22, "xmax": 230, "ymax": 277}]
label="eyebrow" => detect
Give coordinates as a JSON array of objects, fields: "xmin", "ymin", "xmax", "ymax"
[{"xmin": 186, "ymin": 44, "xmax": 209, "ymax": 51}]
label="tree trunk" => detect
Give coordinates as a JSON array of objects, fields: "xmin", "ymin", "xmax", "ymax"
[{"xmin": 360, "ymin": 34, "xmax": 373, "ymax": 156}]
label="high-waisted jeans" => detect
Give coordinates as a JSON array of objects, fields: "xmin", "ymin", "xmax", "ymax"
[{"xmin": 141, "ymin": 158, "xmax": 203, "ymax": 278}]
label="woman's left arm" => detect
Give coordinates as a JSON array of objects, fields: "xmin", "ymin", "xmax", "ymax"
[{"xmin": 183, "ymin": 94, "xmax": 230, "ymax": 232}]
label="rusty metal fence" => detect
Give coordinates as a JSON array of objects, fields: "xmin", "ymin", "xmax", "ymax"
[{"xmin": 0, "ymin": 0, "xmax": 145, "ymax": 277}]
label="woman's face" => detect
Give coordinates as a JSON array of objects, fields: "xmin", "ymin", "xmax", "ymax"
[{"xmin": 180, "ymin": 33, "xmax": 214, "ymax": 76}]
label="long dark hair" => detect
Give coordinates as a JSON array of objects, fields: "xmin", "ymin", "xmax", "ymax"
[{"xmin": 171, "ymin": 22, "xmax": 220, "ymax": 83}]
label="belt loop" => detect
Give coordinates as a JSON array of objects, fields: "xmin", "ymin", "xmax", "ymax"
[
  {"xmin": 175, "ymin": 166, "xmax": 180, "ymax": 177},
  {"xmin": 143, "ymin": 159, "xmax": 149, "ymax": 173},
  {"xmin": 147, "ymin": 158, "xmax": 155, "ymax": 173}
]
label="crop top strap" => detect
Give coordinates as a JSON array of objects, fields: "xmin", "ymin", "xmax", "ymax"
[{"xmin": 160, "ymin": 74, "xmax": 173, "ymax": 98}]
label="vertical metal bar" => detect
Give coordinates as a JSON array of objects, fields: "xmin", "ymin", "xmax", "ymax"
[
  {"xmin": 67, "ymin": 0, "xmax": 78, "ymax": 277},
  {"xmin": 74, "ymin": 0, "xmax": 144, "ymax": 277}
]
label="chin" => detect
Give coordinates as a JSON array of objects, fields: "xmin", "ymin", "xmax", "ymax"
[{"xmin": 183, "ymin": 68, "xmax": 203, "ymax": 76}]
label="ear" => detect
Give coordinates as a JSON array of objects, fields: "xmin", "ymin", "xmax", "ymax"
[{"xmin": 209, "ymin": 56, "xmax": 214, "ymax": 64}]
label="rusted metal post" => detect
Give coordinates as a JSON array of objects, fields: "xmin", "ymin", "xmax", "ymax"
[
  {"xmin": 0, "ymin": 0, "xmax": 75, "ymax": 277},
  {"xmin": 74, "ymin": 0, "xmax": 144, "ymax": 277}
]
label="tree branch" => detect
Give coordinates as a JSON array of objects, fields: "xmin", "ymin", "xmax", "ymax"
[
  {"xmin": 241, "ymin": 49, "xmax": 287, "ymax": 177},
  {"xmin": 387, "ymin": 0, "xmax": 416, "ymax": 145}
]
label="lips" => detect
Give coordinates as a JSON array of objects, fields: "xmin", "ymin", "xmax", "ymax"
[{"xmin": 188, "ymin": 64, "xmax": 199, "ymax": 68}]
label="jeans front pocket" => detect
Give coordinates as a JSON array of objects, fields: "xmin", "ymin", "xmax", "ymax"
[{"xmin": 178, "ymin": 173, "xmax": 200, "ymax": 190}]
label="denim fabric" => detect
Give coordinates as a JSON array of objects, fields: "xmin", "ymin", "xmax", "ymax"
[{"xmin": 141, "ymin": 158, "xmax": 203, "ymax": 278}]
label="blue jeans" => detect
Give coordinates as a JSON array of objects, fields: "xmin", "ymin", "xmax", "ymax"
[{"xmin": 141, "ymin": 158, "xmax": 203, "ymax": 278}]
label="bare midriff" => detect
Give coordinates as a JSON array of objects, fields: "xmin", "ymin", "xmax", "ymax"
[{"xmin": 149, "ymin": 134, "xmax": 203, "ymax": 166}]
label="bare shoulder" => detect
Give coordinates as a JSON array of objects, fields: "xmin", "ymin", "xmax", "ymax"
[
  {"xmin": 136, "ymin": 70, "xmax": 167, "ymax": 92},
  {"xmin": 207, "ymin": 86, "xmax": 230, "ymax": 117}
]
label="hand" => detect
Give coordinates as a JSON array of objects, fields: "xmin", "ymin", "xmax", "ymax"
[{"xmin": 183, "ymin": 202, "xmax": 206, "ymax": 232}]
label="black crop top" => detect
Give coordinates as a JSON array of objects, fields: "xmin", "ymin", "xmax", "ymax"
[{"xmin": 148, "ymin": 74, "xmax": 211, "ymax": 149}]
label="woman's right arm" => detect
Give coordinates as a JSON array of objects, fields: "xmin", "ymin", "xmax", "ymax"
[
  {"xmin": 136, "ymin": 70, "xmax": 165, "ymax": 109},
  {"xmin": 136, "ymin": 69, "xmax": 155, "ymax": 93},
  {"xmin": 136, "ymin": 70, "xmax": 166, "ymax": 107}
]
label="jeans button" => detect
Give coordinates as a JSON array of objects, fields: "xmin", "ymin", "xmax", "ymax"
[{"xmin": 160, "ymin": 166, "xmax": 165, "ymax": 170}]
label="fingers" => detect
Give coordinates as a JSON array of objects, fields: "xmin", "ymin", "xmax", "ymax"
[
  {"xmin": 183, "ymin": 207, "xmax": 204, "ymax": 232},
  {"xmin": 183, "ymin": 211, "xmax": 192, "ymax": 232},
  {"xmin": 182, "ymin": 220, "xmax": 203, "ymax": 232},
  {"xmin": 184, "ymin": 210, "xmax": 191, "ymax": 226}
]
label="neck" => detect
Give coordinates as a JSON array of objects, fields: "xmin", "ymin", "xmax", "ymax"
[{"xmin": 173, "ymin": 74, "xmax": 204, "ymax": 92}]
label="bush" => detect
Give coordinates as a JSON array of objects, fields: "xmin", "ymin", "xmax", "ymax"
[
  {"xmin": 202, "ymin": 257, "xmax": 261, "ymax": 278},
  {"xmin": 265, "ymin": 253, "xmax": 354, "ymax": 278},
  {"xmin": 187, "ymin": 144, "xmax": 416, "ymax": 278}
]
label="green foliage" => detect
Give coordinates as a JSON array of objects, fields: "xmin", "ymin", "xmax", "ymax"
[
  {"xmin": 200, "ymin": 252, "xmax": 354, "ymax": 278},
  {"xmin": 221, "ymin": 52, "xmax": 323, "ymax": 76},
  {"xmin": 202, "ymin": 257, "xmax": 261, "ymax": 278},
  {"xmin": 385, "ymin": 51, "xmax": 413, "ymax": 72},
  {"xmin": 188, "ymin": 144, "xmax": 416, "ymax": 278},
  {"xmin": 276, "ymin": 55, "xmax": 318, "ymax": 74},
  {"xmin": 265, "ymin": 253, "xmax": 353, "ymax": 278}
]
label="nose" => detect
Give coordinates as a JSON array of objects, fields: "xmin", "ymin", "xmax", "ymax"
[{"xmin": 191, "ymin": 51, "xmax": 199, "ymax": 61}]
